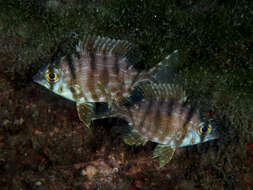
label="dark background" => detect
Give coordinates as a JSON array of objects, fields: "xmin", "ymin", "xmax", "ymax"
[{"xmin": 0, "ymin": 0, "xmax": 252, "ymax": 189}]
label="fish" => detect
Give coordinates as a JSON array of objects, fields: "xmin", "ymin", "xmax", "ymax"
[
  {"xmin": 33, "ymin": 35, "xmax": 172, "ymax": 127},
  {"xmin": 109, "ymin": 82, "xmax": 219, "ymax": 167}
]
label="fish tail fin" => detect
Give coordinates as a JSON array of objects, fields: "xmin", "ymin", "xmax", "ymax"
[{"xmin": 148, "ymin": 50, "xmax": 180, "ymax": 83}]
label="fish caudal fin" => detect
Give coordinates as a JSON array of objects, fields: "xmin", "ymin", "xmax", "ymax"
[{"xmin": 148, "ymin": 50, "xmax": 180, "ymax": 83}]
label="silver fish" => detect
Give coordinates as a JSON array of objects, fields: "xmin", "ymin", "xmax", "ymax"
[
  {"xmin": 33, "ymin": 35, "xmax": 169, "ymax": 126},
  {"xmin": 110, "ymin": 83, "xmax": 219, "ymax": 167}
]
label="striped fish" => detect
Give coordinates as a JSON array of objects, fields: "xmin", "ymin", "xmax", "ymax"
[
  {"xmin": 33, "ymin": 35, "xmax": 166, "ymax": 126},
  {"xmin": 110, "ymin": 83, "xmax": 219, "ymax": 167}
]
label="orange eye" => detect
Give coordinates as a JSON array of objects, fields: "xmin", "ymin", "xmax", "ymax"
[
  {"xmin": 199, "ymin": 124, "xmax": 212, "ymax": 135},
  {"xmin": 46, "ymin": 72, "xmax": 58, "ymax": 82}
]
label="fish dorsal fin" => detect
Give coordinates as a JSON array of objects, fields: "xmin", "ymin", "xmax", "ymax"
[
  {"xmin": 139, "ymin": 82, "xmax": 186, "ymax": 101},
  {"xmin": 76, "ymin": 35, "xmax": 140, "ymax": 66},
  {"xmin": 120, "ymin": 82, "xmax": 187, "ymax": 106}
]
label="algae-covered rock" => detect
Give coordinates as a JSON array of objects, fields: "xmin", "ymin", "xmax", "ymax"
[{"xmin": 0, "ymin": 0, "xmax": 252, "ymax": 189}]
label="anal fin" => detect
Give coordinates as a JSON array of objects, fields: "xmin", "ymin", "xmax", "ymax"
[
  {"xmin": 152, "ymin": 144, "xmax": 176, "ymax": 168},
  {"xmin": 122, "ymin": 131, "xmax": 148, "ymax": 146}
]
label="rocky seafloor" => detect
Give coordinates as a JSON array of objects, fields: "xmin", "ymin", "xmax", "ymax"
[{"xmin": 0, "ymin": 0, "xmax": 253, "ymax": 189}]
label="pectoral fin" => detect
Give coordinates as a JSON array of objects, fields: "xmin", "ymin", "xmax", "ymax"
[
  {"xmin": 76, "ymin": 102, "xmax": 96, "ymax": 128},
  {"xmin": 152, "ymin": 144, "xmax": 176, "ymax": 168},
  {"xmin": 77, "ymin": 102, "xmax": 114, "ymax": 127}
]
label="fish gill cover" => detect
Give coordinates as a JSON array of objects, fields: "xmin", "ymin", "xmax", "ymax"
[{"xmin": 0, "ymin": 0, "xmax": 253, "ymax": 189}]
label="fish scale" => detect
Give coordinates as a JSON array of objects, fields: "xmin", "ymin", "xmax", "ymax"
[
  {"xmin": 33, "ymin": 35, "xmax": 165, "ymax": 126},
  {"xmin": 110, "ymin": 82, "xmax": 219, "ymax": 167},
  {"xmin": 33, "ymin": 38, "xmax": 219, "ymax": 167},
  {"xmin": 122, "ymin": 98, "xmax": 197, "ymax": 145},
  {"xmin": 76, "ymin": 36, "xmax": 155, "ymax": 104}
]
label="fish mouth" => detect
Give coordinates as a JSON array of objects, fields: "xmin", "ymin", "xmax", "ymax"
[
  {"xmin": 32, "ymin": 72, "xmax": 43, "ymax": 84},
  {"xmin": 33, "ymin": 65, "xmax": 48, "ymax": 84}
]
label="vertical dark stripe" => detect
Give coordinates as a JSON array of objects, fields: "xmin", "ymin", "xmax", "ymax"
[
  {"xmin": 175, "ymin": 103, "xmax": 198, "ymax": 146},
  {"xmin": 122, "ymin": 86, "xmax": 145, "ymax": 107},
  {"xmin": 113, "ymin": 56, "xmax": 125, "ymax": 99},
  {"xmin": 87, "ymin": 52, "xmax": 97, "ymax": 100},
  {"xmin": 103, "ymin": 54, "xmax": 109, "ymax": 82},
  {"xmin": 99, "ymin": 55, "xmax": 109, "ymax": 96},
  {"xmin": 153, "ymin": 99, "xmax": 163, "ymax": 135},
  {"xmin": 182, "ymin": 103, "xmax": 197, "ymax": 129},
  {"xmin": 161, "ymin": 99, "xmax": 175, "ymax": 141},
  {"xmin": 89, "ymin": 52, "xmax": 96, "ymax": 70},
  {"xmin": 78, "ymin": 56, "xmax": 82, "ymax": 77},
  {"xmin": 113, "ymin": 57, "xmax": 119, "ymax": 75},
  {"xmin": 137, "ymin": 100, "xmax": 153, "ymax": 132},
  {"xmin": 167, "ymin": 99, "xmax": 175, "ymax": 117},
  {"xmin": 101, "ymin": 38, "xmax": 108, "ymax": 54},
  {"xmin": 66, "ymin": 55, "xmax": 76, "ymax": 81},
  {"xmin": 163, "ymin": 99, "xmax": 171, "ymax": 140},
  {"xmin": 87, "ymin": 72, "xmax": 97, "ymax": 100}
]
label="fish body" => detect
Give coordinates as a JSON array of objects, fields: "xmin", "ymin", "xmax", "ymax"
[
  {"xmin": 33, "ymin": 36, "xmax": 156, "ymax": 104},
  {"xmin": 33, "ymin": 38, "xmax": 218, "ymax": 167},
  {"xmin": 33, "ymin": 35, "xmax": 175, "ymax": 126},
  {"xmin": 111, "ymin": 83, "xmax": 218, "ymax": 167},
  {"xmin": 119, "ymin": 98, "xmax": 216, "ymax": 147}
]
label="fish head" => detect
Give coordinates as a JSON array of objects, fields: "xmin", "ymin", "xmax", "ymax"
[
  {"xmin": 180, "ymin": 119, "xmax": 219, "ymax": 147},
  {"xmin": 33, "ymin": 59, "xmax": 76, "ymax": 102}
]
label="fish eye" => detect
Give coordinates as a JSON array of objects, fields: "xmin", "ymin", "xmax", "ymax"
[
  {"xmin": 198, "ymin": 124, "xmax": 212, "ymax": 135},
  {"xmin": 46, "ymin": 72, "xmax": 58, "ymax": 82}
]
